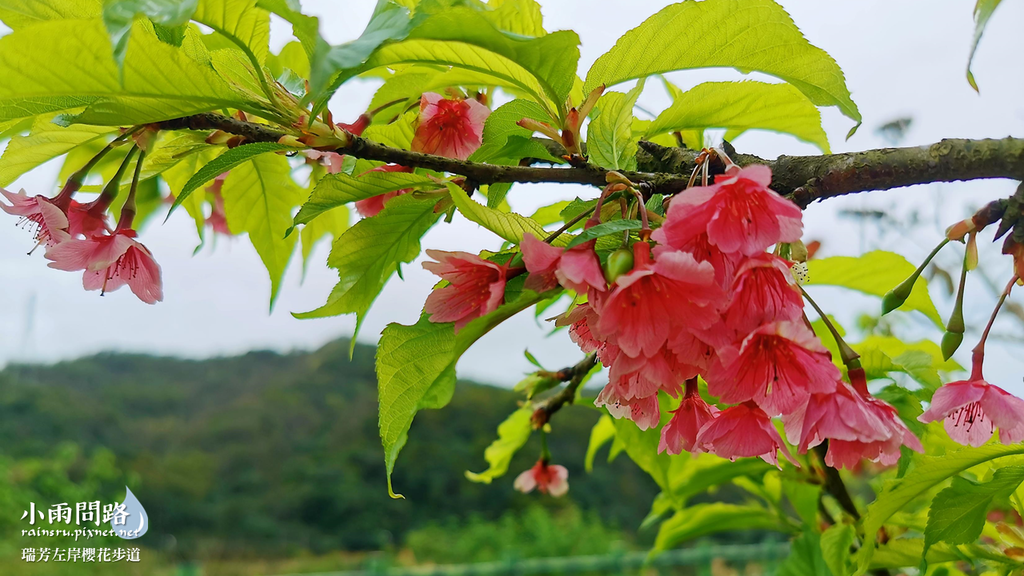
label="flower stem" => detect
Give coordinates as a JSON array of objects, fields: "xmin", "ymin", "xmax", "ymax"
[
  {"xmin": 87, "ymin": 147, "xmax": 139, "ymax": 215},
  {"xmin": 800, "ymin": 286, "xmax": 861, "ymax": 369},
  {"xmin": 116, "ymin": 149, "xmax": 146, "ymax": 232},
  {"xmin": 971, "ymin": 275, "xmax": 1019, "ymax": 379}
]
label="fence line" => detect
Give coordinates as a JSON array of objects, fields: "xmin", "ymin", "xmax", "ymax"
[{"xmin": 272, "ymin": 542, "xmax": 792, "ymax": 576}]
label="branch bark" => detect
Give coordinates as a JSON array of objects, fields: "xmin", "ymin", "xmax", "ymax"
[{"xmin": 156, "ymin": 113, "xmax": 1024, "ymax": 207}]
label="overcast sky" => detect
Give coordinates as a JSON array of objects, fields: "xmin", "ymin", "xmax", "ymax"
[{"xmin": 1, "ymin": 0, "xmax": 1022, "ymax": 392}]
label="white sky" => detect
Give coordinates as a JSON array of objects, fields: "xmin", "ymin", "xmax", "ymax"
[{"xmin": 1, "ymin": 0, "xmax": 1023, "ymax": 392}]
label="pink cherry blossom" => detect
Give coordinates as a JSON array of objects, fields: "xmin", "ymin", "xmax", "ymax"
[
  {"xmin": 720, "ymin": 253, "xmax": 804, "ymax": 337},
  {"xmin": 596, "ymin": 242, "xmax": 725, "ymax": 358},
  {"xmin": 423, "ymin": 250, "xmax": 508, "ymax": 332},
  {"xmin": 604, "ymin": 345, "xmax": 693, "ymax": 402},
  {"xmin": 514, "ymin": 459, "xmax": 569, "ymax": 497},
  {"xmin": 660, "ymin": 379, "xmax": 719, "ymax": 455},
  {"xmin": 354, "ymin": 165, "xmax": 414, "ymax": 218},
  {"xmin": 411, "ymin": 93, "xmax": 490, "ymax": 160},
  {"xmin": 66, "ymin": 200, "xmax": 111, "ymax": 238},
  {"xmin": 919, "ymin": 376, "xmax": 1024, "ymax": 447},
  {"xmin": 594, "ymin": 387, "xmax": 661, "ymax": 430},
  {"xmin": 651, "ymin": 228, "xmax": 736, "ymax": 287},
  {"xmin": 520, "ymin": 233, "xmax": 606, "ymax": 294},
  {"xmin": 695, "ymin": 402, "xmax": 797, "ymax": 467},
  {"xmin": 655, "ymin": 165, "xmax": 802, "ymax": 257},
  {"xmin": 783, "ymin": 381, "xmax": 891, "ymax": 453},
  {"xmin": 827, "ymin": 395, "xmax": 923, "ymax": 468},
  {"xmin": 709, "ymin": 321, "xmax": 840, "ymax": 416},
  {"xmin": 0, "ymin": 188, "xmax": 71, "ymax": 248},
  {"xmin": 44, "ymin": 229, "xmax": 163, "ymax": 304}
]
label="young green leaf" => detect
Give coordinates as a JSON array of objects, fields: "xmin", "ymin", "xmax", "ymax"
[
  {"xmin": 584, "ymin": 415, "xmax": 617, "ymax": 473},
  {"xmin": 193, "ymin": 0, "xmax": 272, "ymax": 78},
  {"xmin": 778, "ymin": 530, "xmax": 831, "ymax": 576},
  {"xmin": 967, "ymin": 0, "xmax": 1004, "ymax": 91},
  {"xmin": 0, "ymin": 0, "xmax": 99, "ymax": 29},
  {"xmin": 856, "ymin": 445, "xmax": 1024, "ymax": 573},
  {"xmin": 652, "ymin": 503, "xmax": 791, "ymax": 554},
  {"xmin": 378, "ymin": 291, "xmax": 547, "ymax": 498},
  {"xmin": 221, "ymin": 153, "xmax": 304, "ymax": 309},
  {"xmin": 171, "ymin": 142, "xmax": 292, "ymax": 216},
  {"xmin": 469, "ymin": 99, "xmax": 558, "ymax": 165},
  {"xmin": 923, "ymin": 467, "xmax": 1024, "ymax": 561},
  {"xmin": 293, "ymin": 195, "xmax": 440, "ymax": 324},
  {"xmin": 564, "ymin": 220, "xmax": 641, "ymax": 249},
  {"xmin": 807, "ymin": 250, "xmax": 944, "ymax": 329},
  {"xmin": 586, "ymin": 80, "xmax": 645, "ymax": 170},
  {"xmin": 820, "ymin": 523, "xmax": 855, "ymax": 576},
  {"xmin": 584, "ymin": 0, "xmax": 860, "ymax": 131},
  {"xmin": 465, "ymin": 407, "xmax": 533, "ymax": 484},
  {"xmin": 0, "ymin": 18, "xmax": 251, "ymax": 123},
  {"xmin": 102, "ymin": 0, "xmax": 199, "ymax": 68},
  {"xmin": 0, "ymin": 119, "xmax": 113, "ymax": 187},
  {"xmin": 645, "ymin": 81, "xmax": 830, "ymax": 153},
  {"xmin": 299, "ymin": 203, "xmax": 349, "ymax": 278},
  {"xmin": 292, "ymin": 170, "xmax": 438, "ymax": 228},
  {"xmin": 445, "ymin": 182, "xmax": 568, "ymax": 246}
]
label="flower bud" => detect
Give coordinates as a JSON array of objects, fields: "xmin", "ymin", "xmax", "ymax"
[
  {"xmin": 965, "ymin": 231, "xmax": 979, "ymax": 271},
  {"xmin": 604, "ymin": 247, "xmax": 635, "ymax": 283},
  {"xmin": 941, "ymin": 331, "xmax": 964, "ymax": 361},
  {"xmin": 881, "ymin": 278, "xmax": 915, "ymax": 315},
  {"xmin": 946, "ymin": 218, "xmax": 976, "ymax": 241}
]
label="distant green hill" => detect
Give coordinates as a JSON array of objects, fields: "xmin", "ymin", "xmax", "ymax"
[{"xmin": 0, "ymin": 340, "xmax": 658, "ymax": 559}]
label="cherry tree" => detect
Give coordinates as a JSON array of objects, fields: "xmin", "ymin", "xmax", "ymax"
[{"xmin": 1, "ymin": 0, "xmax": 1023, "ymax": 573}]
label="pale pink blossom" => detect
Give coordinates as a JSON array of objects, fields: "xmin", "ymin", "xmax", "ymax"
[
  {"xmin": 423, "ymin": 250, "xmax": 508, "ymax": 332},
  {"xmin": 655, "ymin": 165, "xmax": 802, "ymax": 257},
  {"xmin": 513, "ymin": 459, "xmax": 568, "ymax": 497},
  {"xmin": 66, "ymin": 200, "xmax": 111, "ymax": 238},
  {"xmin": 520, "ymin": 233, "xmax": 606, "ymax": 294},
  {"xmin": 783, "ymin": 381, "xmax": 891, "ymax": 453},
  {"xmin": 44, "ymin": 229, "xmax": 162, "ymax": 304},
  {"xmin": 695, "ymin": 402, "xmax": 796, "ymax": 467},
  {"xmin": 0, "ymin": 188, "xmax": 70, "ymax": 248},
  {"xmin": 827, "ymin": 395, "xmax": 922, "ymax": 468},
  {"xmin": 709, "ymin": 321, "xmax": 840, "ymax": 416},
  {"xmin": 596, "ymin": 242, "xmax": 725, "ymax": 358},
  {"xmin": 595, "ymin": 387, "xmax": 661, "ymax": 430},
  {"xmin": 919, "ymin": 376, "xmax": 1024, "ymax": 447},
  {"xmin": 659, "ymin": 379, "xmax": 719, "ymax": 455},
  {"xmin": 411, "ymin": 93, "xmax": 490, "ymax": 160}
]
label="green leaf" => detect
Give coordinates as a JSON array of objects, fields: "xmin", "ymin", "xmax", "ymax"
[
  {"xmin": 308, "ymin": 0, "xmax": 416, "ymax": 108},
  {"xmin": 668, "ymin": 455, "xmax": 772, "ymax": 506},
  {"xmin": 0, "ymin": 0, "xmax": 100, "ymax": 29},
  {"xmin": 611, "ymin": 416, "xmax": 672, "ymax": 492},
  {"xmin": 292, "ymin": 170, "xmax": 437, "ymax": 228},
  {"xmin": 923, "ymin": 467, "xmax": 1024, "ymax": 560},
  {"xmin": 855, "ymin": 336, "xmax": 961, "ymax": 389},
  {"xmin": 221, "ymin": 153, "xmax": 303, "ymax": 309},
  {"xmin": 778, "ymin": 530, "xmax": 831, "ymax": 576},
  {"xmin": 967, "ymin": 0, "xmax": 1003, "ymax": 91},
  {"xmin": 294, "ymin": 195, "xmax": 440, "ymax": 323},
  {"xmin": 807, "ymin": 250, "xmax": 943, "ymax": 329},
  {"xmin": 0, "ymin": 18, "xmax": 250, "ymax": 123},
  {"xmin": 565, "ymin": 220, "xmax": 641, "ymax": 249},
  {"xmin": 0, "ymin": 119, "xmax": 112, "ymax": 187},
  {"xmin": 193, "ymin": 0, "xmax": 271, "ymax": 67},
  {"xmin": 645, "ymin": 81, "xmax": 830, "ymax": 153},
  {"xmin": 377, "ymin": 291, "xmax": 546, "ymax": 498},
  {"xmin": 856, "ymin": 444, "xmax": 1024, "ymax": 573},
  {"xmin": 161, "ymin": 145, "xmax": 219, "ymax": 241},
  {"xmin": 469, "ymin": 99, "xmax": 557, "ymax": 165},
  {"xmin": 484, "ymin": 0, "xmax": 546, "ymax": 36},
  {"xmin": 102, "ymin": 0, "xmax": 198, "ymax": 68},
  {"xmin": 299, "ymin": 203, "xmax": 349, "ymax": 277},
  {"xmin": 820, "ymin": 524, "xmax": 855, "ymax": 576},
  {"xmin": 256, "ymin": 0, "xmax": 321, "ymax": 64},
  {"xmin": 584, "ymin": 0, "xmax": 860, "ymax": 129},
  {"xmin": 653, "ymin": 503, "xmax": 791, "ymax": 553},
  {"xmin": 446, "ymin": 182, "xmax": 568, "ymax": 246},
  {"xmin": 584, "ymin": 414, "xmax": 617, "ymax": 473},
  {"xmin": 170, "ymin": 142, "xmax": 292, "ymax": 215},
  {"xmin": 586, "ymin": 80, "xmax": 644, "ymax": 170},
  {"xmin": 465, "ymin": 407, "xmax": 533, "ymax": 484}
]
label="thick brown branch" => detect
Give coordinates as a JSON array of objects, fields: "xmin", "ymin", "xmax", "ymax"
[
  {"xmin": 638, "ymin": 139, "xmax": 1024, "ymax": 208},
  {"xmin": 156, "ymin": 113, "xmax": 1024, "ymax": 206}
]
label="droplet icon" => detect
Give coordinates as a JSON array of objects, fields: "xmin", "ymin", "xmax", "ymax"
[{"xmin": 111, "ymin": 486, "xmax": 148, "ymax": 540}]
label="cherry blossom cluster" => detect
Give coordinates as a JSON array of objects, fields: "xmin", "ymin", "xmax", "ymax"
[
  {"xmin": 1, "ymin": 146, "xmax": 163, "ymax": 304},
  {"xmin": 422, "ymin": 164, "xmax": 934, "ymax": 469}
]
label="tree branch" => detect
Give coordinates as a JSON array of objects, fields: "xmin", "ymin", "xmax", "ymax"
[
  {"xmin": 156, "ymin": 113, "xmax": 1024, "ymax": 207},
  {"xmin": 638, "ymin": 139, "xmax": 1024, "ymax": 208},
  {"xmin": 531, "ymin": 354, "xmax": 599, "ymax": 428}
]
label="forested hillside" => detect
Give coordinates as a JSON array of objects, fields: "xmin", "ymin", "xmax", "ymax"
[{"xmin": 0, "ymin": 340, "xmax": 658, "ymax": 559}]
